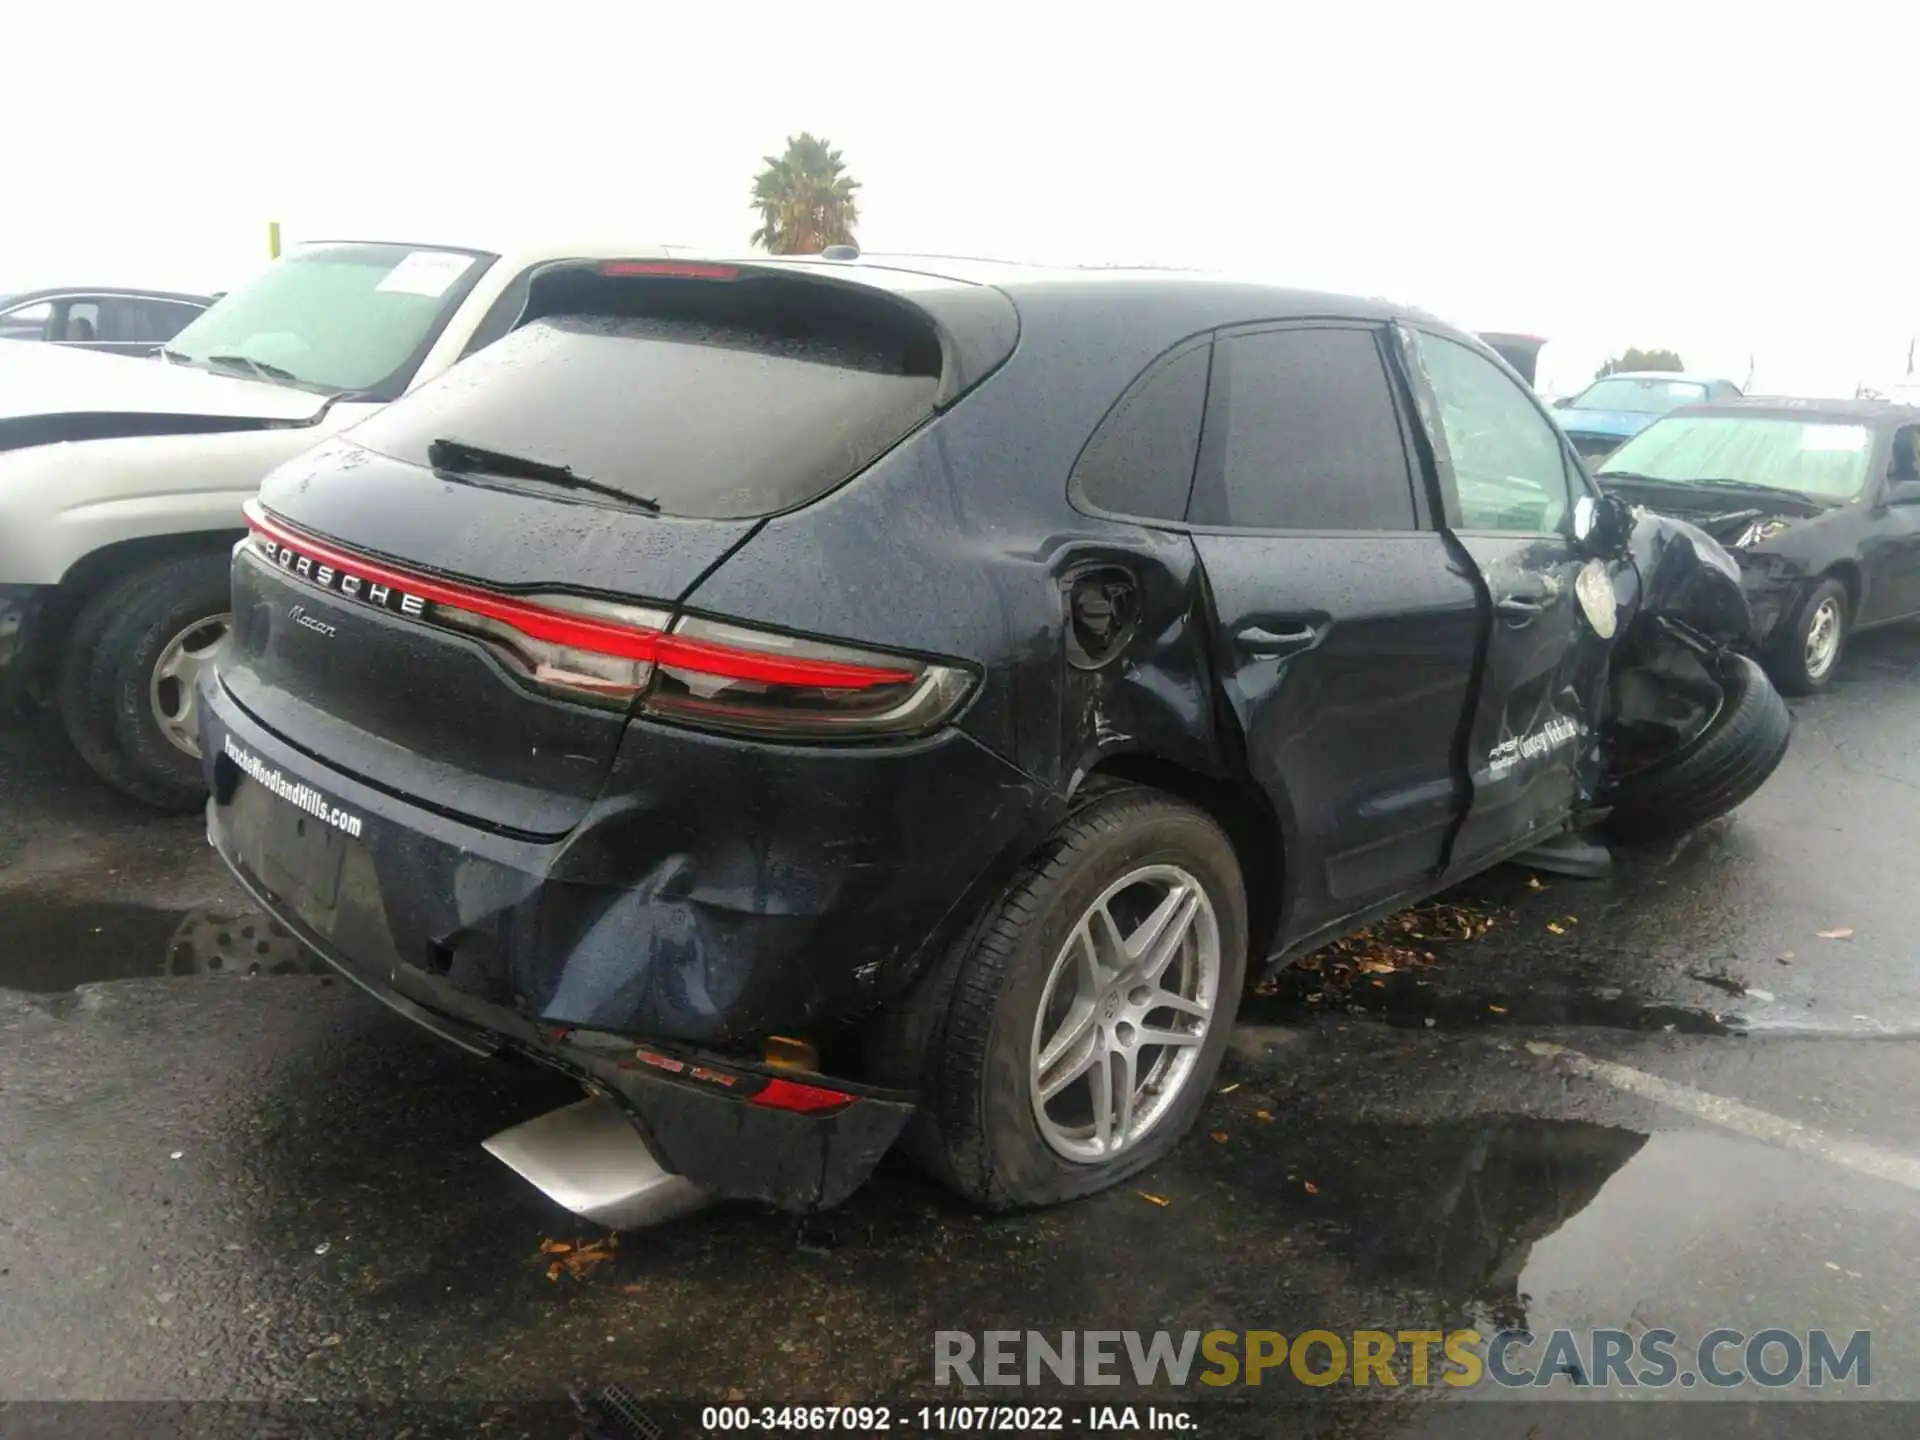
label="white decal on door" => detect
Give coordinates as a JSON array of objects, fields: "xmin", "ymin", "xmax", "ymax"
[{"xmin": 1488, "ymin": 715, "xmax": 1580, "ymax": 779}]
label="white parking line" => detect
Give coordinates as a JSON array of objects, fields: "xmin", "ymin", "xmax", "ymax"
[{"xmin": 1527, "ymin": 1040, "xmax": 1920, "ymax": 1193}]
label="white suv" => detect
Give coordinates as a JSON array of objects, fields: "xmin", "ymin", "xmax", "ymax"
[{"xmin": 0, "ymin": 237, "xmax": 689, "ymax": 806}]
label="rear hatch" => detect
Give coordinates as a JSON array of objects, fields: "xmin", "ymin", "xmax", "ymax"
[{"xmin": 220, "ymin": 259, "xmax": 1004, "ymax": 836}]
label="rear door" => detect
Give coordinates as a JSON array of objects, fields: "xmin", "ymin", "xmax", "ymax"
[
  {"xmin": 1398, "ymin": 326, "xmax": 1611, "ymax": 878},
  {"xmin": 1186, "ymin": 322, "xmax": 1482, "ymax": 940}
]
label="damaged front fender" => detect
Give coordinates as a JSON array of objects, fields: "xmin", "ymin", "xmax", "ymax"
[{"xmin": 1613, "ymin": 506, "xmax": 1754, "ymax": 649}]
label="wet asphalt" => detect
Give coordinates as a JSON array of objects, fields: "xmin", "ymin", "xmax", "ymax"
[{"xmin": 4, "ymin": 629, "xmax": 1920, "ymax": 1436}]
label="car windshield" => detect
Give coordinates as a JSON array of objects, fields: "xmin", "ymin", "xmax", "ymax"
[
  {"xmin": 1599, "ymin": 415, "xmax": 1875, "ymax": 500},
  {"xmin": 1572, "ymin": 376, "xmax": 1709, "ymax": 414},
  {"xmin": 163, "ymin": 242, "xmax": 493, "ymax": 395}
]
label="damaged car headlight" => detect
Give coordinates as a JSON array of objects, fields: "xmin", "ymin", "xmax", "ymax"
[{"xmin": 1732, "ymin": 518, "xmax": 1791, "ymax": 549}]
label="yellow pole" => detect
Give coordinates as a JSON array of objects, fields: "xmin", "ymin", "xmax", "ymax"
[{"xmin": 268, "ymin": 221, "xmax": 282, "ymax": 260}]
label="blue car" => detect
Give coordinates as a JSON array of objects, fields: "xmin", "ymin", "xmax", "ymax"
[{"xmin": 1553, "ymin": 372, "xmax": 1743, "ymax": 463}]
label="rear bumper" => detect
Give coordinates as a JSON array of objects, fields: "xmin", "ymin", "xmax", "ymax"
[
  {"xmin": 216, "ymin": 838, "xmax": 916, "ymax": 1210},
  {"xmin": 199, "ymin": 672, "xmax": 1052, "ymax": 1209}
]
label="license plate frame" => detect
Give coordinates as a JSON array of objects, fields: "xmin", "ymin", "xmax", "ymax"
[{"xmin": 230, "ymin": 771, "xmax": 348, "ymax": 919}]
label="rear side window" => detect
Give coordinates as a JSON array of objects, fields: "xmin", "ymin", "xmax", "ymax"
[
  {"xmin": 1071, "ymin": 341, "xmax": 1210, "ymax": 521},
  {"xmin": 346, "ymin": 276, "xmax": 943, "ymax": 520},
  {"xmin": 1188, "ymin": 326, "xmax": 1418, "ymax": 531}
]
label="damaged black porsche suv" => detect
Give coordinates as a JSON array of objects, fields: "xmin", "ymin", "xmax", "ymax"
[{"xmin": 199, "ymin": 257, "xmax": 1789, "ymax": 1222}]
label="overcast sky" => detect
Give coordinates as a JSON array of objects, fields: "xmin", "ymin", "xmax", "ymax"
[{"xmin": 7, "ymin": 1, "xmax": 1915, "ymax": 395}]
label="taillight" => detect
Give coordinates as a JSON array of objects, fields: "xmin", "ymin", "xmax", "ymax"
[
  {"xmin": 644, "ymin": 615, "xmax": 973, "ymax": 740},
  {"xmin": 242, "ymin": 504, "xmax": 972, "ymax": 741}
]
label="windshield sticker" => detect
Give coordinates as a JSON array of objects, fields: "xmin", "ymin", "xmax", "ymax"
[
  {"xmin": 1799, "ymin": 425, "xmax": 1868, "ymax": 453},
  {"xmin": 375, "ymin": 250, "xmax": 475, "ymax": 298},
  {"xmin": 1488, "ymin": 716, "xmax": 1580, "ymax": 780}
]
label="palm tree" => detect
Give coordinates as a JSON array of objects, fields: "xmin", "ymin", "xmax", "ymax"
[{"xmin": 749, "ymin": 133, "xmax": 860, "ymax": 255}]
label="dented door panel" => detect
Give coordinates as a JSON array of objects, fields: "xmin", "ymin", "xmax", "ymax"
[{"xmin": 1440, "ymin": 536, "xmax": 1610, "ymax": 877}]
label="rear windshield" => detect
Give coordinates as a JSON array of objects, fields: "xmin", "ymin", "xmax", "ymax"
[
  {"xmin": 1572, "ymin": 376, "xmax": 1709, "ymax": 414},
  {"xmin": 344, "ymin": 278, "xmax": 943, "ymax": 520},
  {"xmin": 1600, "ymin": 415, "xmax": 1874, "ymax": 500}
]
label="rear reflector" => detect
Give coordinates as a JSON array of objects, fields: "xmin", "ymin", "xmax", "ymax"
[
  {"xmin": 751, "ymin": 1077, "xmax": 856, "ymax": 1115},
  {"xmin": 242, "ymin": 503, "xmax": 972, "ymax": 739}
]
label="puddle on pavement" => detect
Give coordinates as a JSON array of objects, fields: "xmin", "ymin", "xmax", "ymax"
[{"xmin": 0, "ymin": 893, "xmax": 327, "ymax": 991}]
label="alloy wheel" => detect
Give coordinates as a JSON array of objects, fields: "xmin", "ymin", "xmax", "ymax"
[{"xmin": 1028, "ymin": 864, "xmax": 1222, "ymax": 1163}]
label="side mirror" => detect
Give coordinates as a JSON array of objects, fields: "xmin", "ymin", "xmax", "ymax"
[
  {"xmin": 1886, "ymin": 480, "xmax": 1920, "ymax": 506},
  {"xmin": 1574, "ymin": 491, "xmax": 1635, "ymax": 558},
  {"xmin": 1552, "ymin": 396, "xmax": 1573, "ymax": 409}
]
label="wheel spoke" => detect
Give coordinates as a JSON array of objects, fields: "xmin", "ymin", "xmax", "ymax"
[
  {"xmin": 1089, "ymin": 1042, "xmax": 1114, "ymax": 1150},
  {"xmin": 1072, "ymin": 923, "xmax": 1107, "ymax": 997},
  {"xmin": 1039, "ymin": 1023, "xmax": 1100, "ymax": 1102},
  {"xmin": 1128, "ymin": 884, "xmax": 1199, "ymax": 982},
  {"xmin": 1037, "ymin": 997, "xmax": 1097, "ymax": 1076},
  {"xmin": 1090, "ymin": 902, "xmax": 1129, "ymax": 977},
  {"xmin": 1135, "ymin": 1024, "xmax": 1204, "ymax": 1049},
  {"xmin": 1111, "ymin": 1046, "xmax": 1138, "ymax": 1148},
  {"xmin": 1145, "ymin": 986, "xmax": 1209, "ymax": 1019}
]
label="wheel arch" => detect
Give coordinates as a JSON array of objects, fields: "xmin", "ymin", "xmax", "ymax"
[
  {"xmin": 1822, "ymin": 560, "xmax": 1863, "ymax": 616},
  {"xmin": 28, "ymin": 532, "xmax": 242, "ymax": 693},
  {"xmin": 1070, "ymin": 750, "xmax": 1286, "ymax": 969}
]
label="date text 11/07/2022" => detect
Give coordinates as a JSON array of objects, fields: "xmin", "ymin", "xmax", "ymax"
[{"xmin": 700, "ymin": 1406, "xmax": 1195, "ymax": 1433}]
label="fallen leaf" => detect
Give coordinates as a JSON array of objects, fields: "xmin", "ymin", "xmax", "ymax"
[
  {"xmin": 1527, "ymin": 876, "xmax": 1543, "ymax": 890},
  {"xmin": 1138, "ymin": 1191, "xmax": 1172, "ymax": 1207},
  {"xmin": 1255, "ymin": 1109, "xmax": 1274, "ymax": 1121},
  {"xmin": 1488, "ymin": 1005, "xmax": 1508, "ymax": 1014},
  {"xmin": 1777, "ymin": 953, "xmax": 1795, "ymax": 964},
  {"xmin": 1217, "ymin": 1082, "xmax": 1241, "ymax": 1094},
  {"xmin": 1817, "ymin": 927, "xmax": 1854, "ymax": 940},
  {"xmin": 1303, "ymin": 1181, "xmax": 1320, "ymax": 1195},
  {"xmin": 616, "ymin": 1283, "xmax": 647, "ymax": 1294},
  {"xmin": 1546, "ymin": 923, "xmax": 1565, "ymax": 935},
  {"xmin": 537, "ymin": 1233, "xmax": 619, "ymax": 1282},
  {"xmin": 1209, "ymin": 1131, "xmax": 1229, "ymax": 1143}
]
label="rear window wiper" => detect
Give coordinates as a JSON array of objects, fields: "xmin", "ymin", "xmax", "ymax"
[
  {"xmin": 425, "ymin": 436, "xmax": 660, "ymax": 512},
  {"xmin": 205, "ymin": 353, "xmax": 303, "ymax": 385}
]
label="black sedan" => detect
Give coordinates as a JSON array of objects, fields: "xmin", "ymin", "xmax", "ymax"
[{"xmin": 1595, "ymin": 397, "xmax": 1920, "ymax": 692}]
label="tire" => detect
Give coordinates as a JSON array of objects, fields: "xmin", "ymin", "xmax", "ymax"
[
  {"xmin": 1602, "ymin": 651, "xmax": 1791, "ymax": 843},
  {"xmin": 1767, "ymin": 577, "xmax": 1849, "ymax": 695},
  {"xmin": 57, "ymin": 552, "xmax": 233, "ymax": 811},
  {"xmin": 899, "ymin": 784, "xmax": 1248, "ymax": 1210}
]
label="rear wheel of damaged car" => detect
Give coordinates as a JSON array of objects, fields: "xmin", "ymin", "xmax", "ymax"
[
  {"xmin": 1768, "ymin": 576, "xmax": 1849, "ymax": 695},
  {"xmin": 909, "ymin": 784, "xmax": 1248, "ymax": 1210},
  {"xmin": 58, "ymin": 551, "xmax": 231, "ymax": 811}
]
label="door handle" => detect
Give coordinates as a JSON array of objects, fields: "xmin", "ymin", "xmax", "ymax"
[
  {"xmin": 1495, "ymin": 594, "xmax": 1547, "ymax": 621},
  {"xmin": 1237, "ymin": 623, "xmax": 1318, "ymax": 655}
]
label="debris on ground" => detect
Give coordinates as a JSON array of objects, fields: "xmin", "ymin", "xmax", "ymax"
[
  {"xmin": 1288, "ymin": 901, "xmax": 1505, "ymax": 987},
  {"xmin": 1689, "ymin": 970, "xmax": 1748, "ymax": 997},
  {"xmin": 1817, "ymin": 927, "xmax": 1855, "ymax": 940},
  {"xmin": 1138, "ymin": 1192, "xmax": 1171, "ymax": 1207},
  {"xmin": 539, "ymin": 1233, "xmax": 619, "ymax": 1282}
]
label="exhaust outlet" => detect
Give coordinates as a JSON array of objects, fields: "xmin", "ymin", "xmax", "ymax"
[{"xmin": 483, "ymin": 1095, "xmax": 710, "ymax": 1229}]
